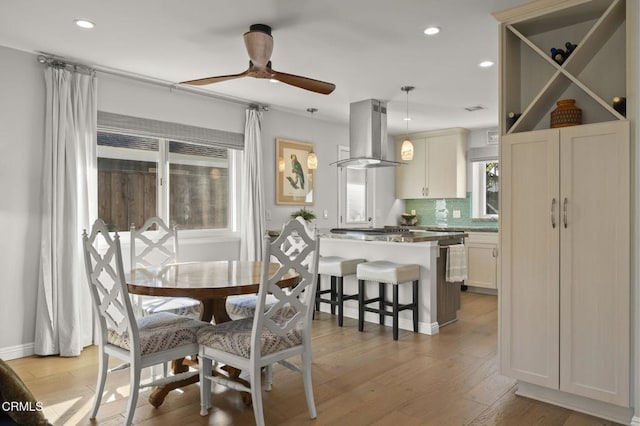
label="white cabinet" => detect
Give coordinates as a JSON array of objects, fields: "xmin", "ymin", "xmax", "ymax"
[
  {"xmin": 500, "ymin": 120, "xmax": 630, "ymax": 406},
  {"xmin": 495, "ymin": 0, "xmax": 634, "ymax": 416},
  {"xmin": 395, "ymin": 128, "xmax": 467, "ymax": 199},
  {"xmin": 465, "ymin": 232, "xmax": 498, "ymax": 290}
]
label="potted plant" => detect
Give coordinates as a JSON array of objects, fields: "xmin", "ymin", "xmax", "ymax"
[{"xmin": 290, "ymin": 207, "xmax": 316, "ymax": 222}]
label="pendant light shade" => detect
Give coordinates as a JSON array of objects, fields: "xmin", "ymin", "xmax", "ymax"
[
  {"xmin": 307, "ymin": 108, "xmax": 318, "ymax": 170},
  {"xmin": 401, "ymin": 86, "xmax": 415, "ymax": 161},
  {"xmin": 307, "ymin": 151, "xmax": 318, "ymax": 169},
  {"xmin": 401, "ymin": 138, "xmax": 414, "ymax": 161}
]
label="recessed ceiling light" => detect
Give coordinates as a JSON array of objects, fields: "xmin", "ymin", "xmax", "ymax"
[
  {"xmin": 74, "ymin": 19, "xmax": 95, "ymax": 29},
  {"xmin": 479, "ymin": 60, "xmax": 494, "ymax": 68},
  {"xmin": 423, "ymin": 26, "xmax": 440, "ymax": 36}
]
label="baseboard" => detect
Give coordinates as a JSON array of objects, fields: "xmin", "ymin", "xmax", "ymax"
[
  {"xmin": 516, "ymin": 381, "xmax": 634, "ymax": 425},
  {"xmin": 465, "ymin": 286, "xmax": 498, "ymax": 296},
  {"xmin": 0, "ymin": 343, "xmax": 35, "ymax": 360},
  {"xmin": 631, "ymin": 415, "xmax": 640, "ymax": 426},
  {"xmin": 318, "ymin": 306, "xmax": 440, "ymax": 335}
]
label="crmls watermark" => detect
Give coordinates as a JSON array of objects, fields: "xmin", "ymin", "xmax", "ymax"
[{"xmin": 1, "ymin": 401, "xmax": 44, "ymax": 412}]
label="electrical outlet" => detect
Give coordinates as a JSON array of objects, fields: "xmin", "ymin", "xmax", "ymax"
[
  {"xmin": 323, "ymin": 209, "xmax": 328, "ymax": 219},
  {"xmin": 453, "ymin": 210, "xmax": 461, "ymax": 219}
]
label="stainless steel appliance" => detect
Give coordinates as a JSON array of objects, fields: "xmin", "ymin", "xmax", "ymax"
[{"xmin": 332, "ymin": 99, "xmax": 405, "ymax": 168}]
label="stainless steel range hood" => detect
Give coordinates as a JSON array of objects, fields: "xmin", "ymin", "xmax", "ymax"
[{"xmin": 333, "ymin": 99, "xmax": 405, "ymax": 168}]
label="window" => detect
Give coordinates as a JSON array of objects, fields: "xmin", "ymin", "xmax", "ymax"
[
  {"xmin": 345, "ymin": 167, "xmax": 367, "ymax": 223},
  {"xmin": 338, "ymin": 146, "xmax": 370, "ymax": 225},
  {"xmin": 168, "ymin": 141, "xmax": 229, "ymax": 230},
  {"xmin": 472, "ymin": 160, "xmax": 499, "ymax": 219},
  {"xmin": 97, "ymin": 131, "xmax": 233, "ymax": 232}
]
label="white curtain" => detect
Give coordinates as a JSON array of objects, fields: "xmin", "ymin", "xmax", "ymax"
[
  {"xmin": 35, "ymin": 67, "xmax": 97, "ymax": 356},
  {"xmin": 239, "ymin": 108, "xmax": 265, "ymax": 261}
]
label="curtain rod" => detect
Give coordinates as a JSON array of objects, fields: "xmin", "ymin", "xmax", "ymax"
[{"xmin": 36, "ymin": 53, "xmax": 269, "ymax": 111}]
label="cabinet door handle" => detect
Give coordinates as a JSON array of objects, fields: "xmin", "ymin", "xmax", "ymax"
[
  {"xmin": 551, "ymin": 198, "xmax": 556, "ymax": 228},
  {"xmin": 563, "ymin": 197, "xmax": 568, "ymax": 228},
  {"xmin": 426, "ymin": 187, "xmax": 429, "ymax": 196},
  {"xmin": 492, "ymin": 247, "xmax": 497, "ymax": 257}
]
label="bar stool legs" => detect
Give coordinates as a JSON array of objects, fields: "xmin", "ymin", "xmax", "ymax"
[
  {"xmin": 316, "ymin": 256, "xmax": 366, "ymax": 327},
  {"xmin": 356, "ymin": 261, "xmax": 420, "ymax": 341},
  {"xmin": 379, "ymin": 283, "xmax": 385, "ymax": 325},
  {"xmin": 412, "ymin": 280, "xmax": 419, "ymax": 332}
]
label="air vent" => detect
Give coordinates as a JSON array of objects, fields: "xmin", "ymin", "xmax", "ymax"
[{"xmin": 464, "ymin": 105, "xmax": 485, "ymax": 112}]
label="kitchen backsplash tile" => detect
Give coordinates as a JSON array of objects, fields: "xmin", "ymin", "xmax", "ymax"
[{"xmin": 404, "ymin": 193, "xmax": 498, "ymax": 228}]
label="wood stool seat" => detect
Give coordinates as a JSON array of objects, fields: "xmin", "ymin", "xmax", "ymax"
[
  {"xmin": 316, "ymin": 256, "xmax": 365, "ymax": 326},
  {"xmin": 356, "ymin": 260, "xmax": 420, "ymax": 340}
]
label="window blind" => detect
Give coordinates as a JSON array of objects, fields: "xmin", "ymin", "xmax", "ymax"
[
  {"xmin": 468, "ymin": 147, "xmax": 498, "ymax": 162},
  {"xmin": 97, "ymin": 111, "xmax": 244, "ymax": 150}
]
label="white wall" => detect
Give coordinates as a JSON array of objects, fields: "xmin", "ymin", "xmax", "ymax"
[
  {"xmin": 261, "ymin": 111, "xmax": 400, "ymax": 229},
  {"xmin": 0, "ymin": 45, "xmax": 367, "ymax": 355},
  {"xmin": 0, "ymin": 46, "xmax": 45, "ymax": 355},
  {"xmin": 98, "ymin": 73, "xmax": 246, "ymax": 134},
  {"xmin": 261, "ymin": 108, "xmax": 347, "ymax": 229},
  {"xmin": 374, "ymin": 137, "xmax": 404, "ymax": 226}
]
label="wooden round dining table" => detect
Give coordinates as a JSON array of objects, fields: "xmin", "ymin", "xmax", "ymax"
[
  {"xmin": 127, "ymin": 260, "xmax": 300, "ymax": 324},
  {"xmin": 126, "ymin": 260, "xmax": 300, "ymax": 407}
]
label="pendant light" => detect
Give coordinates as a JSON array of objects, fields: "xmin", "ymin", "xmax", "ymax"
[
  {"xmin": 306, "ymin": 108, "xmax": 318, "ymax": 170},
  {"xmin": 400, "ymin": 86, "xmax": 415, "ymax": 161}
]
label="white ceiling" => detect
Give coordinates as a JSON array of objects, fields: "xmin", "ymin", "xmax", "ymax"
[{"xmin": 0, "ymin": 0, "xmax": 525, "ymax": 134}]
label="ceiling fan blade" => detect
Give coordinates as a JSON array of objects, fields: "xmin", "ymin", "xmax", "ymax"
[
  {"xmin": 180, "ymin": 69, "xmax": 249, "ymax": 86},
  {"xmin": 271, "ymin": 70, "xmax": 336, "ymax": 95}
]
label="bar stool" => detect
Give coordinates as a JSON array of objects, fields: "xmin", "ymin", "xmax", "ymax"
[
  {"xmin": 316, "ymin": 256, "xmax": 366, "ymax": 326},
  {"xmin": 356, "ymin": 260, "xmax": 420, "ymax": 340}
]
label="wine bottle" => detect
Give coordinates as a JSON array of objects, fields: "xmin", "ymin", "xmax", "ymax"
[{"xmin": 613, "ymin": 96, "xmax": 626, "ymax": 117}]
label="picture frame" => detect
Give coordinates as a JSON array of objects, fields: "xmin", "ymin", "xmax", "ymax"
[
  {"xmin": 276, "ymin": 138, "xmax": 315, "ymax": 205},
  {"xmin": 487, "ymin": 129, "xmax": 499, "ymax": 145}
]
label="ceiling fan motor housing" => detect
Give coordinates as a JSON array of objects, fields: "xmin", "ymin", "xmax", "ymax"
[{"xmin": 248, "ymin": 24, "xmax": 272, "ymax": 35}]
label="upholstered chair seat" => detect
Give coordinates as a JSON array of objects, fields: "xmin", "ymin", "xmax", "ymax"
[
  {"xmin": 107, "ymin": 312, "xmax": 205, "ymax": 355},
  {"xmin": 197, "ymin": 307, "xmax": 301, "ymax": 358},
  {"xmin": 225, "ymin": 294, "xmax": 278, "ymax": 320}
]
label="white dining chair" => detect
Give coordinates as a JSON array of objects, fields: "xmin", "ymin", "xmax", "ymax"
[
  {"xmin": 225, "ymin": 219, "xmax": 313, "ymax": 320},
  {"xmin": 197, "ymin": 218, "xmax": 319, "ymax": 425},
  {"xmin": 83, "ymin": 219, "xmax": 209, "ymax": 426},
  {"xmin": 130, "ymin": 216, "xmax": 201, "ymax": 318}
]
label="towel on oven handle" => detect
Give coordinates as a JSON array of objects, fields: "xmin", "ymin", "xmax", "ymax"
[{"xmin": 446, "ymin": 244, "xmax": 467, "ymax": 283}]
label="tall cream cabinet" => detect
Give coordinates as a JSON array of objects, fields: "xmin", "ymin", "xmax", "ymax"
[
  {"xmin": 495, "ymin": 0, "xmax": 635, "ymax": 421},
  {"xmin": 501, "ymin": 121, "xmax": 630, "ymax": 408},
  {"xmin": 395, "ymin": 128, "xmax": 467, "ymax": 199}
]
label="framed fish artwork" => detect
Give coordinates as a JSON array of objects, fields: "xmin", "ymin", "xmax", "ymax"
[{"xmin": 276, "ymin": 138, "xmax": 315, "ymax": 205}]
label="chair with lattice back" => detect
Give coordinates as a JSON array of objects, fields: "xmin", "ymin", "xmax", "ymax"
[
  {"xmin": 130, "ymin": 216, "xmax": 201, "ymax": 318},
  {"xmin": 83, "ymin": 219, "xmax": 209, "ymax": 426},
  {"xmin": 196, "ymin": 218, "xmax": 319, "ymax": 425}
]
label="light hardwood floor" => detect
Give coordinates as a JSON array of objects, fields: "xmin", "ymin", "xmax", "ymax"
[{"xmin": 8, "ymin": 292, "xmax": 620, "ymax": 425}]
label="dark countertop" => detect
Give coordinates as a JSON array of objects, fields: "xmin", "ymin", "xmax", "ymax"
[
  {"xmin": 425, "ymin": 226, "xmax": 498, "ymax": 233},
  {"xmin": 401, "ymin": 225, "xmax": 498, "ymax": 233},
  {"xmin": 319, "ymin": 230, "xmax": 467, "ymax": 243}
]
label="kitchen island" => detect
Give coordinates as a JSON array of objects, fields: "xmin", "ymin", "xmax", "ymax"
[{"xmin": 319, "ymin": 229, "xmax": 466, "ymax": 335}]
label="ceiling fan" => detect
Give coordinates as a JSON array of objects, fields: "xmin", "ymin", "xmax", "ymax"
[{"xmin": 180, "ymin": 24, "xmax": 336, "ymax": 95}]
